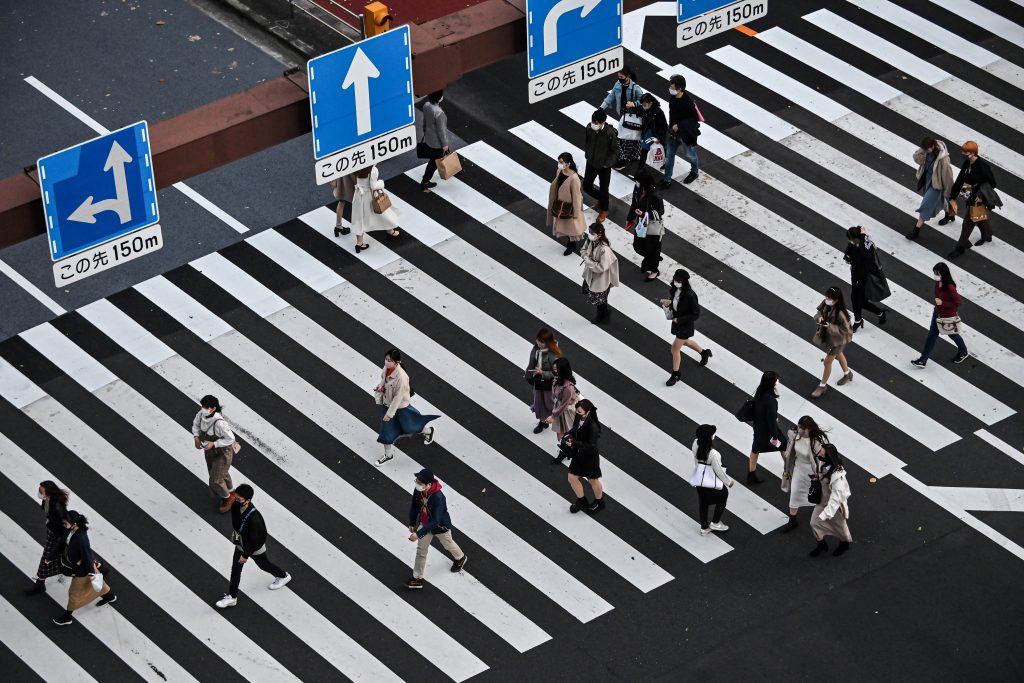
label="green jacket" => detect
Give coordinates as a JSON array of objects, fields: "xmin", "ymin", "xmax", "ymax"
[{"xmin": 584, "ymin": 124, "xmax": 619, "ymax": 169}]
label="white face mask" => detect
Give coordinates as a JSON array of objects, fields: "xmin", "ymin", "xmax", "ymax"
[
  {"xmin": 824, "ymin": 298, "xmax": 836, "ymax": 306},
  {"xmin": 642, "ymin": 103, "xmax": 651, "ymax": 110},
  {"xmin": 669, "ymin": 87, "xmax": 679, "ymax": 96},
  {"xmin": 557, "ymin": 161, "xmax": 566, "ymax": 170},
  {"xmin": 206, "ymin": 407, "xmax": 216, "ymax": 416},
  {"xmin": 672, "ymin": 280, "xmax": 682, "ymax": 287},
  {"xmin": 37, "ymin": 490, "xmax": 45, "ymax": 500},
  {"xmin": 416, "ymin": 483, "xmax": 429, "ymax": 492},
  {"xmin": 384, "ymin": 359, "xmax": 397, "ymax": 370},
  {"xmin": 590, "ymin": 123, "xmax": 603, "ymax": 131},
  {"xmin": 587, "ymin": 232, "xmax": 598, "ymax": 241},
  {"xmin": 933, "ymin": 273, "xmax": 942, "ymax": 282}
]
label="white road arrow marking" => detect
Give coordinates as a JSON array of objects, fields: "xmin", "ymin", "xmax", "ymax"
[
  {"xmin": 68, "ymin": 140, "xmax": 133, "ymax": 224},
  {"xmin": 543, "ymin": 0, "xmax": 603, "ymax": 56},
  {"xmin": 342, "ymin": 47, "xmax": 381, "ymax": 136}
]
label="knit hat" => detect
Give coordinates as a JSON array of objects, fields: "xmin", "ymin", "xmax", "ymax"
[
  {"xmin": 414, "ymin": 468, "xmax": 435, "ymax": 484},
  {"xmin": 695, "ymin": 424, "xmax": 716, "ymax": 445},
  {"xmin": 962, "ymin": 140, "xmax": 979, "ymax": 155}
]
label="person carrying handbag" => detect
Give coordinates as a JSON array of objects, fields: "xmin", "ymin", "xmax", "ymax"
[
  {"xmin": 659, "ymin": 269, "xmax": 712, "ymax": 386},
  {"xmin": 779, "ymin": 416, "xmax": 828, "ymax": 533},
  {"xmin": 525, "ymin": 329, "xmax": 562, "ymax": 434},
  {"xmin": 690, "ymin": 424, "xmax": 734, "ymax": 535},
  {"xmin": 418, "ymin": 90, "xmax": 451, "ymax": 191},
  {"xmin": 628, "ymin": 171, "xmax": 666, "ymax": 280},
  {"xmin": 599, "ymin": 66, "xmax": 645, "ymax": 170},
  {"xmin": 809, "ymin": 443, "xmax": 852, "ymax": 557},
  {"xmin": 52, "ymin": 511, "xmax": 115, "ymax": 626},
  {"xmin": 844, "ymin": 226, "xmax": 889, "ymax": 332},
  {"xmin": 351, "ymin": 165, "xmax": 402, "ymax": 254},
  {"xmin": 908, "ymin": 136, "xmax": 955, "ymax": 240},
  {"xmin": 192, "ymin": 395, "xmax": 240, "ymax": 513},
  {"xmin": 948, "ymin": 141, "xmax": 1000, "ymax": 258},
  {"xmin": 547, "ymin": 152, "xmax": 587, "ymax": 255},
  {"xmin": 810, "ymin": 287, "xmax": 854, "ymax": 398},
  {"xmin": 911, "ymin": 262, "xmax": 969, "ymax": 367}
]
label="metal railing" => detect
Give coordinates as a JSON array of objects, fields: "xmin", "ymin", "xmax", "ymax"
[{"xmin": 287, "ymin": 0, "xmax": 365, "ymax": 41}]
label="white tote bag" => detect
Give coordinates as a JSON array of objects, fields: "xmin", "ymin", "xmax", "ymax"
[
  {"xmin": 90, "ymin": 572, "xmax": 104, "ymax": 592},
  {"xmin": 689, "ymin": 461, "xmax": 723, "ymax": 490},
  {"xmin": 648, "ymin": 140, "xmax": 666, "ymax": 171}
]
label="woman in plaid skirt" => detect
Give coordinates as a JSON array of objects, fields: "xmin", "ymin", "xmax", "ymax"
[{"xmin": 24, "ymin": 480, "xmax": 68, "ymax": 596}]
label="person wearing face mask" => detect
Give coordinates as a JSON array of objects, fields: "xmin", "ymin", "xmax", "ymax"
[
  {"xmin": 374, "ymin": 348, "xmax": 439, "ymax": 466},
  {"xmin": 911, "ymin": 262, "xmax": 969, "ymax": 367},
  {"xmin": 948, "ymin": 141, "xmax": 1001, "ymax": 258},
  {"xmin": 562, "ymin": 399, "xmax": 605, "ymax": 514},
  {"xmin": 907, "ymin": 136, "xmax": 955, "ymax": 240},
  {"xmin": 690, "ymin": 424, "xmax": 734, "ymax": 535},
  {"xmin": 661, "ymin": 74, "xmax": 700, "ymax": 188},
  {"xmin": 809, "ymin": 442, "xmax": 852, "ymax": 557},
  {"xmin": 418, "ymin": 90, "xmax": 451, "ymax": 192},
  {"xmin": 629, "ymin": 170, "xmax": 666, "ymax": 280},
  {"xmin": 746, "ymin": 370, "xmax": 787, "ymax": 484},
  {"xmin": 191, "ymin": 395, "xmax": 239, "ymax": 513},
  {"xmin": 582, "ymin": 109, "xmax": 619, "ymax": 223},
  {"xmin": 659, "ymin": 269, "xmax": 712, "ymax": 386},
  {"xmin": 526, "ymin": 329, "xmax": 563, "ymax": 434},
  {"xmin": 580, "ymin": 222, "xmax": 620, "ymax": 324},
  {"xmin": 545, "ymin": 357, "xmax": 580, "ymax": 456},
  {"xmin": 215, "ymin": 485, "xmax": 292, "ymax": 609},
  {"xmin": 844, "ymin": 226, "xmax": 888, "ymax": 332},
  {"xmin": 637, "ymin": 94, "xmax": 668, "ymax": 171},
  {"xmin": 811, "ymin": 287, "xmax": 854, "ymax": 398},
  {"xmin": 52, "ymin": 511, "xmax": 115, "ymax": 626},
  {"xmin": 406, "ymin": 468, "xmax": 466, "ymax": 589},
  {"xmin": 600, "ymin": 66, "xmax": 645, "ymax": 171},
  {"xmin": 24, "ymin": 480, "xmax": 69, "ymax": 596},
  {"xmin": 547, "ymin": 152, "xmax": 587, "ymax": 255},
  {"xmin": 780, "ymin": 416, "xmax": 828, "ymax": 533}
]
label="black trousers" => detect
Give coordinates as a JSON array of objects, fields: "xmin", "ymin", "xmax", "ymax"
[
  {"xmin": 697, "ymin": 486, "xmax": 728, "ymax": 528},
  {"xmin": 850, "ymin": 283, "xmax": 884, "ymax": 320},
  {"xmin": 638, "ymin": 235, "xmax": 662, "ymax": 273},
  {"xmin": 957, "ymin": 217, "xmax": 992, "ymax": 247},
  {"xmin": 582, "ymin": 164, "xmax": 612, "ymax": 212},
  {"xmin": 229, "ymin": 547, "xmax": 286, "ymax": 597},
  {"xmin": 420, "ymin": 146, "xmax": 442, "ymax": 184}
]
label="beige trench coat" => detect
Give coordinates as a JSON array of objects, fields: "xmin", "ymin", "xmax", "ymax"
[
  {"xmin": 913, "ymin": 141, "xmax": 955, "ymax": 198},
  {"xmin": 581, "ymin": 240, "xmax": 620, "ymax": 292},
  {"xmin": 546, "ymin": 171, "xmax": 587, "ymax": 240}
]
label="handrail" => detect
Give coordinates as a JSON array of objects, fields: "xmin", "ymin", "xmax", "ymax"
[{"xmin": 288, "ymin": 0, "xmax": 365, "ymax": 41}]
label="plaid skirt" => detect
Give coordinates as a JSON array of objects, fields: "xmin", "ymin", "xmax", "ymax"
[
  {"xmin": 35, "ymin": 528, "xmax": 62, "ymax": 580},
  {"xmin": 582, "ymin": 280, "xmax": 610, "ymax": 306}
]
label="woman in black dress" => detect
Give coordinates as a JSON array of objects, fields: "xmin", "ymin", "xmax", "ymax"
[
  {"xmin": 844, "ymin": 226, "xmax": 888, "ymax": 332},
  {"xmin": 747, "ymin": 370, "xmax": 787, "ymax": 485},
  {"xmin": 24, "ymin": 480, "xmax": 68, "ymax": 595},
  {"xmin": 660, "ymin": 269, "xmax": 712, "ymax": 386},
  {"xmin": 561, "ymin": 399, "xmax": 605, "ymax": 514}
]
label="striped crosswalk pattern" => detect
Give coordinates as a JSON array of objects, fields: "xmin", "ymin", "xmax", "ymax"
[{"xmin": 2, "ymin": 1, "xmax": 1023, "ymax": 679}]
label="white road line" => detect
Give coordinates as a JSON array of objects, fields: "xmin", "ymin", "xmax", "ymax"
[
  {"xmin": 844, "ymin": 0, "xmax": 1024, "ymax": 89},
  {"xmin": 521, "ymin": 116, "xmax": 1005, "ymax": 436},
  {"xmin": 975, "ymin": 430, "xmax": 1024, "ymax": 468},
  {"xmin": 242, "ymin": 231, "xmax": 678, "ymax": 587},
  {"xmin": 0, "ymin": 592, "xmax": 99, "ymax": 683},
  {"xmin": 24, "ymin": 75, "xmax": 248, "ymax": 233},
  {"xmin": 0, "ymin": 258, "xmax": 65, "ymax": 315},
  {"xmin": 806, "ymin": 9, "xmax": 1024, "ymax": 130},
  {"xmin": 79, "ymin": 298, "xmax": 176, "ymax": 367},
  {"xmin": 0, "ymin": 433, "xmax": 267, "ymax": 683},
  {"xmin": 20, "ymin": 322, "xmax": 487, "ymax": 683},
  {"xmin": 0, "ymin": 359, "xmax": 401, "ymax": 683},
  {"xmin": 924, "ymin": 0, "xmax": 1024, "ymax": 51},
  {"xmin": 459, "ymin": 140, "xmax": 908, "ymax": 479},
  {"xmin": 135, "ymin": 275, "xmax": 232, "ymax": 341},
  {"xmin": 929, "ymin": 486, "xmax": 1024, "ymax": 513}
]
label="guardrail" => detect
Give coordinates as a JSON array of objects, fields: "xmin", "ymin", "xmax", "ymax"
[{"xmin": 288, "ymin": 0, "xmax": 365, "ymax": 40}]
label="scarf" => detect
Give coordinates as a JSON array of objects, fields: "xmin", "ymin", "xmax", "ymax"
[{"xmin": 418, "ymin": 481, "xmax": 443, "ymax": 527}]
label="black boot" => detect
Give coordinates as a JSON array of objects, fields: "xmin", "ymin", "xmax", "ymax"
[
  {"xmin": 569, "ymin": 496, "xmax": 589, "ymax": 513},
  {"xmin": 585, "ymin": 496, "xmax": 606, "ymax": 514},
  {"xmin": 832, "ymin": 541, "xmax": 850, "ymax": 556},
  {"xmin": 905, "ymin": 226, "xmax": 921, "ymax": 240},
  {"xmin": 747, "ymin": 470, "xmax": 763, "ymax": 485},
  {"xmin": 563, "ymin": 238, "xmax": 574, "ymax": 256},
  {"xmin": 599, "ymin": 303, "xmax": 611, "ymax": 323},
  {"xmin": 809, "ymin": 540, "xmax": 829, "ymax": 557},
  {"xmin": 666, "ymin": 371, "xmax": 680, "ymax": 387},
  {"xmin": 780, "ymin": 514, "xmax": 798, "ymax": 533},
  {"xmin": 591, "ymin": 306, "xmax": 603, "ymax": 324},
  {"xmin": 24, "ymin": 579, "xmax": 45, "ymax": 595}
]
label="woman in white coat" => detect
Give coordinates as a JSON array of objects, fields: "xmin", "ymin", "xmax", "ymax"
[
  {"xmin": 580, "ymin": 222, "xmax": 619, "ymax": 324},
  {"xmin": 690, "ymin": 424, "xmax": 734, "ymax": 535},
  {"xmin": 780, "ymin": 415, "xmax": 827, "ymax": 533},
  {"xmin": 351, "ymin": 165, "xmax": 402, "ymax": 254}
]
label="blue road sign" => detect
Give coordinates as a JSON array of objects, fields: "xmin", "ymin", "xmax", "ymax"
[
  {"xmin": 678, "ymin": 0, "xmax": 731, "ymax": 21},
  {"xmin": 38, "ymin": 121, "xmax": 159, "ymax": 261},
  {"xmin": 307, "ymin": 26, "xmax": 415, "ymax": 160},
  {"xmin": 526, "ymin": 0, "xmax": 622, "ymax": 79}
]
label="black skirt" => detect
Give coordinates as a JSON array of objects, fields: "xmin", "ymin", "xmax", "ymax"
[
  {"xmin": 671, "ymin": 320, "xmax": 695, "ymax": 339},
  {"xmin": 568, "ymin": 451, "xmax": 602, "ymax": 479}
]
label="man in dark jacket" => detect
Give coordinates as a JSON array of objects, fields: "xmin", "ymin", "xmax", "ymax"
[
  {"xmin": 583, "ymin": 108, "xmax": 619, "ymax": 223},
  {"xmin": 949, "ymin": 140, "xmax": 998, "ymax": 258},
  {"xmin": 661, "ymin": 74, "xmax": 701, "ymax": 188},
  {"xmin": 216, "ymin": 484, "xmax": 291, "ymax": 608},
  {"xmin": 406, "ymin": 469, "xmax": 466, "ymax": 589}
]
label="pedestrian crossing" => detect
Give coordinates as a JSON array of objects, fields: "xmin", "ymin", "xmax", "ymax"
[{"xmin": 3, "ymin": 2, "xmax": 1024, "ymax": 680}]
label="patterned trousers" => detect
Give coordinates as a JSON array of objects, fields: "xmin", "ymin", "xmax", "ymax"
[{"xmin": 206, "ymin": 448, "xmax": 233, "ymax": 499}]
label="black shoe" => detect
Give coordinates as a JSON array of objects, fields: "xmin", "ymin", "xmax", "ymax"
[
  {"xmin": 551, "ymin": 455, "xmax": 566, "ymax": 466},
  {"xmin": 699, "ymin": 349, "xmax": 712, "ymax": 366},
  {"xmin": 599, "ymin": 304, "xmax": 611, "ymax": 323},
  {"xmin": 52, "ymin": 611, "xmax": 74, "ymax": 626},
  {"xmin": 451, "ymin": 555, "xmax": 468, "ymax": 572},
  {"xmin": 657, "ymin": 180, "xmax": 672, "ymax": 190},
  {"xmin": 906, "ymin": 227, "xmax": 921, "ymax": 240},
  {"xmin": 563, "ymin": 240, "xmax": 574, "ymax": 256},
  {"xmin": 953, "ymin": 351, "xmax": 970, "ymax": 364},
  {"xmin": 780, "ymin": 515, "xmax": 798, "ymax": 533},
  {"xmin": 974, "ymin": 237, "xmax": 991, "ymax": 246},
  {"xmin": 334, "ymin": 226, "xmax": 350, "ymax": 237},
  {"xmin": 910, "ymin": 358, "xmax": 927, "ymax": 368},
  {"xmin": 24, "ymin": 580, "xmax": 45, "ymax": 595},
  {"xmin": 585, "ymin": 497, "xmax": 606, "ymax": 514},
  {"xmin": 421, "ymin": 182, "xmax": 437, "ymax": 191},
  {"xmin": 533, "ymin": 421, "xmax": 548, "ymax": 434},
  {"xmin": 809, "ymin": 540, "xmax": 829, "ymax": 557},
  {"xmin": 683, "ymin": 171, "xmax": 698, "ymax": 184},
  {"xmin": 937, "ymin": 214, "xmax": 954, "ymax": 226},
  {"xmin": 746, "ymin": 471, "xmax": 763, "ymax": 485},
  {"xmin": 569, "ymin": 496, "xmax": 589, "ymax": 513},
  {"xmin": 878, "ymin": 310, "xmax": 887, "ymax": 326},
  {"xmin": 947, "ymin": 247, "xmax": 964, "ymax": 259},
  {"xmin": 355, "ymin": 243, "xmax": 369, "ymax": 254},
  {"xmin": 97, "ymin": 594, "xmax": 117, "ymax": 606},
  {"xmin": 405, "ymin": 578, "xmax": 425, "ymax": 589},
  {"xmin": 851, "ymin": 319, "xmax": 864, "ymax": 333},
  {"xmin": 666, "ymin": 371, "xmax": 680, "ymax": 387},
  {"xmin": 832, "ymin": 541, "xmax": 850, "ymax": 557}
]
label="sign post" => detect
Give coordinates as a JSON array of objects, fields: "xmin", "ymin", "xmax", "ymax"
[
  {"xmin": 37, "ymin": 121, "xmax": 162, "ymax": 286},
  {"xmin": 677, "ymin": 0, "xmax": 767, "ymax": 47},
  {"xmin": 526, "ymin": 0, "xmax": 624, "ymax": 103},
  {"xmin": 307, "ymin": 25, "xmax": 417, "ymax": 185}
]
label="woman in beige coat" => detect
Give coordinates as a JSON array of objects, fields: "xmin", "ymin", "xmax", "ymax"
[
  {"xmin": 580, "ymin": 222, "xmax": 620, "ymax": 324},
  {"xmin": 908, "ymin": 136, "xmax": 955, "ymax": 239},
  {"xmin": 374, "ymin": 349, "xmax": 439, "ymax": 466},
  {"xmin": 351, "ymin": 166, "xmax": 402, "ymax": 254},
  {"xmin": 811, "ymin": 286, "xmax": 854, "ymax": 398},
  {"xmin": 547, "ymin": 153, "xmax": 587, "ymax": 256}
]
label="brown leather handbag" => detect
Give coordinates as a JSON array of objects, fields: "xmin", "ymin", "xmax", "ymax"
[
  {"xmin": 551, "ymin": 200, "xmax": 574, "ymax": 219},
  {"xmin": 372, "ymin": 190, "xmax": 392, "ymax": 214}
]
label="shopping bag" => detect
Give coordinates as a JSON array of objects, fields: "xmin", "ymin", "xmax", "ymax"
[
  {"xmin": 649, "ymin": 140, "xmax": 666, "ymax": 171},
  {"xmin": 372, "ymin": 190, "xmax": 392, "ymax": 214},
  {"xmin": 436, "ymin": 152, "xmax": 463, "ymax": 180}
]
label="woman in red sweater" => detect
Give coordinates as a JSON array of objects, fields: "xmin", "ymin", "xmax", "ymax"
[{"xmin": 912, "ymin": 262, "xmax": 969, "ymax": 367}]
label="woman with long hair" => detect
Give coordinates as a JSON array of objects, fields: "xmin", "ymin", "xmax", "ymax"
[
  {"xmin": 844, "ymin": 226, "xmax": 888, "ymax": 332},
  {"xmin": 546, "ymin": 357, "xmax": 580, "ymax": 459},
  {"xmin": 748, "ymin": 370, "xmax": 787, "ymax": 484},
  {"xmin": 526, "ymin": 329, "xmax": 563, "ymax": 434},
  {"xmin": 52, "ymin": 511, "xmax": 115, "ymax": 626},
  {"xmin": 908, "ymin": 135, "xmax": 955, "ymax": 239},
  {"xmin": 660, "ymin": 269, "xmax": 712, "ymax": 386},
  {"xmin": 581, "ymin": 222, "xmax": 620, "ymax": 324},
  {"xmin": 351, "ymin": 165, "xmax": 401, "ymax": 254},
  {"xmin": 911, "ymin": 262, "xmax": 969, "ymax": 367},
  {"xmin": 24, "ymin": 480, "xmax": 69, "ymax": 595},
  {"xmin": 690, "ymin": 424, "xmax": 734, "ymax": 536},
  {"xmin": 629, "ymin": 170, "xmax": 666, "ymax": 280},
  {"xmin": 811, "ymin": 286, "xmax": 854, "ymax": 398},
  {"xmin": 809, "ymin": 442, "xmax": 853, "ymax": 557},
  {"xmin": 547, "ymin": 152, "xmax": 588, "ymax": 255},
  {"xmin": 780, "ymin": 416, "xmax": 828, "ymax": 533},
  {"xmin": 374, "ymin": 349, "xmax": 439, "ymax": 466},
  {"xmin": 562, "ymin": 399, "xmax": 605, "ymax": 514}
]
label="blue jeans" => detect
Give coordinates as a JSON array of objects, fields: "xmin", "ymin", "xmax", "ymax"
[
  {"xmin": 662, "ymin": 139, "xmax": 698, "ymax": 181},
  {"xmin": 919, "ymin": 311, "xmax": 966, "ymax": 362}
]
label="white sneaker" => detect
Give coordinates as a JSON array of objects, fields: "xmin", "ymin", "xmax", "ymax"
[
  {"xmin": 269, "ymin": 574, "xmax": 292, "ymax": 591},
  {"xmin": 375, "ymin": 453, "xmax": 393, "ymax": 467},
  {"xmin": 710, "ymin": 522, "xmax": 729, "ymax": 532},
  {"xmin": 215, "ymin": 594, "xmax": 237, "ymax": 609},
  {"xmin": 423, "ymin": 426, "xmax": 435, "ymax": 445},
  {"xmin": 699, "ymin": 527, "xmax": 711, "ymax": 536}
]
